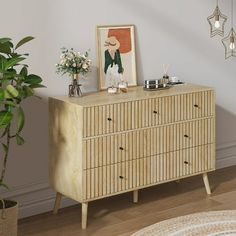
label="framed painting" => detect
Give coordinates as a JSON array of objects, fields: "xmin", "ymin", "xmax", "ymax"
[{"xmin": 96, "ymin": 25, "xmax": 137, "ymax": 90}]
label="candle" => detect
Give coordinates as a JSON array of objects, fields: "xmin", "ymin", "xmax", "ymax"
[{"xmin": 107, "ymin": 87, "xmax": 118, "ymax": 94}]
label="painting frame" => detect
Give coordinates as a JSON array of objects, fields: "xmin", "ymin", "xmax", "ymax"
[{"xmin": 96, "ymin": 24, "xmax": 137, "ymax": 90}]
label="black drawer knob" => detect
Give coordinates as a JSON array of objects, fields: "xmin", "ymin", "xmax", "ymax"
[
  {"xmin": 184, "ymin": 134, "xmax": 189, "ymax": 138},
  {"xmin": 184, "ymin": 161, "xmax": 189, "ymax": 164},
  {"xmin": 153, "ymin": 110, "xmax": 158, "ymax": 114},
  {"xmin": 119, "ymin": 175, "xmax": 124, "ymax": 179},
  {"xmin": 194, "ymin": 104, "xmax": 199, "ymax": 108},
  {"xmin": 119, "ymin": 147, "xmax": 124, "ymax": 151},
  {"xmin": 107, "ymin": 117, "xmax": 112, "ymax": 121}
]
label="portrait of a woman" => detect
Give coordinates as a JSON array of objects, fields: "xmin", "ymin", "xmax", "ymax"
[
  {"xmin": 104, "ymin": 36, "xmax": 124, "ymax": 88},
  {"xmin": 97, "ymin": 25, "xmax": 137, "ymax": 90}
]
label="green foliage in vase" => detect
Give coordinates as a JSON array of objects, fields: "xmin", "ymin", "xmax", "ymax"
[{"xmin": 0, "ymin": 36, "xmax": 45, "ymax": 190}]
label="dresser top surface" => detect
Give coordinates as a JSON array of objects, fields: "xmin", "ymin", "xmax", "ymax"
[{"xmin": 50, "ymin": 83, "xmax": 214, "ymax": 107}]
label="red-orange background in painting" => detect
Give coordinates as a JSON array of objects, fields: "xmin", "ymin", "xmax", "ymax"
[{"xmin": 108, "ymin": 28, "xmax": 131, "ymax": 53}]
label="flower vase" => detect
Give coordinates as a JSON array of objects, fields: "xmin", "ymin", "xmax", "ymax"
[{"xmin": 69, "ymin": 74, "xmax": 82, "ymax": 97}]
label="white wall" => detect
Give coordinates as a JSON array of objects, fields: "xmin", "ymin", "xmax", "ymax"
[{"xmin": 1, "ymin": 0, "xmax": 236, "ymax": 218}]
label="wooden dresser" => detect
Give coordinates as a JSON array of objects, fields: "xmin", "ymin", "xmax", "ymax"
[{"xmin": 49, "ymin": 83, "xmax": 215, "ymax": 229}]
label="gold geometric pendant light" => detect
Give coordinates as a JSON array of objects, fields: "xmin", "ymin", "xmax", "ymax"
[
  {"xmin": 222, "ymin": 28, "xmax": 236, "ymax": 58},
  {"xmin": 207, "ymin": 0, "xmax": 227, "ymax": 37},
  {"xmin": 222, "ymin": 0, "xmax": 236, "ymax": 59}
]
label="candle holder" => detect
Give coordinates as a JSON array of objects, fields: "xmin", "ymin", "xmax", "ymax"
[{"xmin": 118, "ymin": 80, "xmax": 128, "ymax": 93}]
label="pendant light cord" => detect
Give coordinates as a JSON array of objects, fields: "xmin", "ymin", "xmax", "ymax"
[{"xmin": 232, "ymin": 0, "xmax": 234, "ymax": 28}]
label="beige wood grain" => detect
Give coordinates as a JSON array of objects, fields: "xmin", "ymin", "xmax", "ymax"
[
  {"xmin": 82, "ymin": 144, "xmax": 214, "ymax": 201},
  {"xmin": 133, "ymin": 190, "xmax": 138, "ymax": 203},
  {"xmin": 49, "ymin": 98, "xmax": 84, "ymax": 202},
  {"xmin": 53, "ymin": 192, "xmax": 62, "ymax": 214},
  {"xmin": 49, "ymin": 85, "xmax": 215, "ymax": 229},
  {"xmin": 203, "ymin": 173, "xmax": 211, "ymax": 195},
  {"xmin": 81, "ymin": 202, "xmax": 88, "ymax": 229}
]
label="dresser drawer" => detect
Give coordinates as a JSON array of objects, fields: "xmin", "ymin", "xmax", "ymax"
[
  {"xmin": 83, "ymin": 118, "xmax": 215, "ymax": 169},
  {"xmin": 134, "ymin": 90, "xmax": 214, "ymax": 128},
  {"xmin": 83, "ymin": 90, "xmax": 214, "ymax": 138},
  {"xmin": 83, "ymin": 158, "xmax": 154, "ymax": 200},
  {"xmin": 83, "ymin": 102, "xmax": 132, "ymax": 138},
  {"xmin": 147, "ymin": 144, "xmax": 215, "ymax": 185},
  {"xmin": 83, "ymin": 144, "xmax": 215, "ymax": 200}
]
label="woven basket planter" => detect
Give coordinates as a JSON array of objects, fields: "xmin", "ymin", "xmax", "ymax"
[{"xmin": 0, "ymin": 200, "xmax": 18, "ymax": 236}]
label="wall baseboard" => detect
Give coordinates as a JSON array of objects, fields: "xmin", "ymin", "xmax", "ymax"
[
  {"xmin": 216, "ymin": 141, "xmax": 236, "ymax": 169},
  {"xmin": 0, "ymin": 181, "xmax": 78, "ymax": 219},
  {"xmin": 1, "ymin": 142, "xmax": 236, "ymax": 219},
  {"xmin": 20, "ymin": 193, "xmax": 77, "ymax": 219}
]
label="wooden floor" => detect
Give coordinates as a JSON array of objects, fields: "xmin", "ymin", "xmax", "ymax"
[{"xmin": 19, "ymin": 166, "xmax": 236, "ymax": 236}]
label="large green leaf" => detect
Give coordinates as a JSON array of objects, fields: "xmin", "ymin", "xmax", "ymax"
[
  {"xmin": 0, "ymin": 38, "xmax": 12, "ymax": 44},
  {"xmin": 2, "ymin": 69, "xmax": 17, "ymax": 80},
  {"xmin": 22, "ymin": 86, "xmax": 34, "ymax": 97},
  {"xmin": 0, "ymin": 42, "xmax": 11, "ymax": 54},
  {"xmin": 5, "ymin": 57, "xmax": 25, "ymax": 69},
  {"xmin": 20, "ymin": 66, "xmax": 28, "ymax": 77},
  {"xmin": 0, "ymin": 57, "xmax": 6, "ymax": 71},
  {"xmin": 17, "ymin": 106, "xmax": 25, "ymax": 133},
  {"xmin": 16, "ymin": 134, "xmax": 25, "ymax": 145},
  {"xmin": 0, "ymin": 111, "xmax": 13, "ymax": 129},
  {"xmin": 6, "ymin": 85, "xmax": 19, "ymax": 98},
  {"xmin": 29, "ymin": 84, "xmax": 46, "ymax": 89},
  {"xmin": 15, "ymin": 36, "xmax": 34, "ymax": 50},
  {"xmin": 3, "ymin": 100, "xmax": 16, "ymax": 107},
  {"xmin": 4, "ymin": 41, "xmax": 14, "ymax": 48},
  {"xmin": 25, "ymin": 74, "xmax": 42, "ymax": 85}
]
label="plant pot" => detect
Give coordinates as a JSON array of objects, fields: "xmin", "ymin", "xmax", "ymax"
[{"xmin": 0, "ymin": 200, "xmax": 18, "ymax": 236}]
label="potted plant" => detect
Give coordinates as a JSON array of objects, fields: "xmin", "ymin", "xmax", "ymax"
[{"xmin": 0, "ymin": 36, "xmax": 44, "ymax": 235}]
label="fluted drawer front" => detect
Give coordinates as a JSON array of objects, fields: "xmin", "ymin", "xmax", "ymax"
[
  {"xmin": 83, "ymin": 118, "xmax": 215, "ymax": 169},
  {"xmin": 83, "ymin": 144, "xmax": 215, "ymax": 200},
  {"xmin": 83, "ymin": 90, "xmax": 214, "ymax": 138},
  {"xmin": 147, "ymin": 144, "xmax": 215, "ymax": 184},
  {"xmin": 83, "ymin": 102, "xmax": 132, "ymax": 138}
]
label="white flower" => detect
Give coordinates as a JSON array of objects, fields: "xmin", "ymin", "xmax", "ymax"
[
  {"xmin": 56, "ymin": 48, "xmax": 91, "ymax": 76},
  {"xmin": 82, "ymin": 63, "xmax": 88, "ymax": 69}
]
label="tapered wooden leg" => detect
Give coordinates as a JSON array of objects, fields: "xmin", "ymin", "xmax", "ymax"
[
  {"xmin": 82, "ymin": 202, "xmax": 88, "ymax": 229},
  {"xmin": 203, "ymin": 173, "xmax": 211, "ymax": 195},
  {"xmin": 133, "ymin": 190, "xmax": 138, "ymax": 203},
  {"xmin": 53, "ymin": 192, "xmax": 62, "ymax": 214}
]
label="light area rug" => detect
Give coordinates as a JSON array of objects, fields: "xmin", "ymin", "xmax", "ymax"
[{"xmin": 131, "ymin": 210, "xmax": 236, "ymax": 236}]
